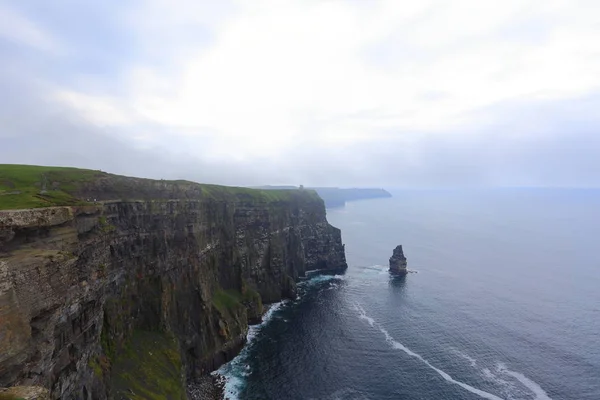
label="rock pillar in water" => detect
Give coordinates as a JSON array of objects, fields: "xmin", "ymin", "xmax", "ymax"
[{"xmin": 389, "ymin": 245, "xmax": 407, "ymax": 274}]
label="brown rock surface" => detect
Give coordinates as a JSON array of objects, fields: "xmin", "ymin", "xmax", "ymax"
[
  {"xmin": 0, "ymin": 386, "xmax": 50, "ymax": 399},
  {"xmin": 0, "ymin": 185, "xmax": 346, "ymax": 399}
]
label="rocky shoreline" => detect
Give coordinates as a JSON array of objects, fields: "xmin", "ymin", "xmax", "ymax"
[
  {"xmin": 187, "ymin": 375, "xmax": 225, "ymax": 400},
  {"xmin": 189, "ymin": 302, "xmax": 276, "ymax": 399}
]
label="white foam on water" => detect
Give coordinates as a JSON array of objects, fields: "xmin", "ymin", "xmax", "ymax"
[
  {"xmin": 247, "ymin": 301, "xmax": 286, "ymax": 342},
  {"xmin": 217, "ymin": 298, "xmax": 288, "ymax": 399},
  {"xmin": 450, "ymin": 348, "xmax": 478, "ymax": 367},
  {"xmin": 218, "ymin": 274, "xmax": 344, "ymax": 399},
  {"xmin": 303, "ymin": 273, "xmax": 346, "ymax": 283},
  {"xmin": 482, "ymin": 367, "xmax": 519, "ymax": 400},
  {"xmin": 355, "ymin": 303, "xmax": 375, "ymax": 327},
  {"xmin": 355, "ymin": 303, "xmax": 556, "ymax": 400},
  {"xmin": 217, "ymin": 372, "xmax": 244, "ymax": 400},
  {"xmin": 360, "ymin": 265, "xmax": 387, "ymax": 274},
  {"xmin": 496, "ymin": 363, "xmax": 553, "ymax": 400},
  {"xmin": 355, "ymin": 303, "xmax": 506, "ymax": 400}
]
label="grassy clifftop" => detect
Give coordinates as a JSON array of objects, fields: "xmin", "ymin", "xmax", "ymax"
[
  {"xmin": 0, "ymin": 165, "xmax": 102, "ymax": 209},
  {"xmin": 0, "ymin": 164, "xmax": 319, "ymax": 210}
]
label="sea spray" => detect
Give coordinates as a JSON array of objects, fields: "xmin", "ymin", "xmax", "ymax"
[{"xmin": 217, "ymin": 274, "xmax": 345, "ymax": 399}]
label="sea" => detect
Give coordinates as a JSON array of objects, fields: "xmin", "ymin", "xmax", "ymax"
[{"xmin": 218, "ymin": 189, "xmax": 600, "ymax": 400}]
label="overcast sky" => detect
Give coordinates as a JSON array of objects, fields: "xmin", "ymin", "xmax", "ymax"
[{"xmin": 1, "ymin": 0, "xmax": 599, "ymax": 187}]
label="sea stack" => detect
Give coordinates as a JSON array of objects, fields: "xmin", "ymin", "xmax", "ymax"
[{"xmin": 389, "ymin": 245, "xmax": 408, "ymax": 274}]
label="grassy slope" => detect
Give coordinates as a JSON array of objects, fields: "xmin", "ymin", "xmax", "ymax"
[
  {"xmin": 0, "ymin": 164, "xmax": 317, "ymax": 210},
  {"xmin": 110, "ymin": 330, "xmax": 186, "ymax": 400},
  {"xmin": 0, "ymin": 165, "xmax": 103, "ymax": 210},
  {"xmin": 212, "ymin": 287, "xmax": 261, "ymax": 316}
]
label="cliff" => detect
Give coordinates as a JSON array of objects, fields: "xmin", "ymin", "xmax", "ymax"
[
  {"xmin": 0, "ymin": 166, "xmax": 347, "ymax": 399},
  {"xmin": 311, "ymin": 188, "xmax": 392, "ymax": 208},
  {"xmin": 254, "ymin": 186, "xmax": 392, "ymax": 208}
]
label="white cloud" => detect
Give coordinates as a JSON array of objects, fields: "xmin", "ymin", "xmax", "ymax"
[
  {"xmin": 0, "ymin": 4, "xmax": 60, "ymax": 53},
  {"xmin": 54, "ymin": 90, "xmax": 135, "ymax": 126},
  {"xmin": 45, "ymin": 0, "xmax": 600, "ymax": 175}
]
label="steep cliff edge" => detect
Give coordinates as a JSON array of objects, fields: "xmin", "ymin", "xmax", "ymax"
[
  {"xmin": 0, "ymin": 166, "xmax": 347, "ymax": 399},
  {"xmin": 254, "ymin": 186, "xmax": 392, "ymax": 208}
]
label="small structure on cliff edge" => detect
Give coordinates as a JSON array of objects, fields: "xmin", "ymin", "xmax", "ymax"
[{"xmin": 389, "ymin": 245, "xmax": 408, "ymax": 274}]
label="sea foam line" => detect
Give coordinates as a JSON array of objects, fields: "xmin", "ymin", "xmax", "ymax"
[
  {"xmin": 355, "ymin": 303, "xmax": 505, "ymax": 400},
  {"xmin": 451, "ymin": 347, "xmax": 478, "ymax": 367},
  {"xmin": 496, "ymin": 363, "xmax": 553, "ymax": 400}
]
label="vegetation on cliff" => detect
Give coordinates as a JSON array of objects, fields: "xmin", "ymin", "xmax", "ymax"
[
  {"xmin": 255, "ymin": 185, "xmax": 392, "ymax": 207},
  {"xmin": 212, "ymin": 287, "xmax": 262, "ymax": 316},
  {"xmin": 0, "ymin": 164, "xmax": 347, "ymax": 399},
  {"xmin": 110, "ymin": 330, "xmax": 185, "ymax": 400},
  {"xmin": 0, "ymin": 164, "xmax": 320, "ymax": 210},
  {"xmin": 0, "ymin": 165, "xmax": 100, "ymax": 209}
]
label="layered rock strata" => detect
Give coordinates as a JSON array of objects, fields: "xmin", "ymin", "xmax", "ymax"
[{"xmin": 0, "ymin": 182, "xmax": 346, "ymax": 399}]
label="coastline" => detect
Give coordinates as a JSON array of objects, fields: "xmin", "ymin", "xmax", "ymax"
[
  {"xmin": 202, "ymin": 274, "xmax": 344, "ymax": 400},
  {"xmin": 189, "ymin": 303, "xmax": 277, "ymax": 400},
  {"xmin": 187, "ymin": 375, "xmax": 225, "ymax": 400}
]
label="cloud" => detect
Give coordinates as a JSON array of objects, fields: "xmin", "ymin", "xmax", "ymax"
[
  {"xmin": 0, "ymin": 3, "xmax": 61, "ymax": 53},
  {"xmin": 1, "ymin": 0, "xmax": 600, "ymax": 187}
]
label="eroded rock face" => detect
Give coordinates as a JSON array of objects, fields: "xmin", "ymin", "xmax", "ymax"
[
  {"xmin": 0, "ymin": 385, "xmax": 50, "ymax": 399},
  {"xmin": 389, "ymin": 245, "xmax": 408, "ymax": 274},
  {"xmin": 0, "ymin": 193, "xmax": 346, "ymax": 399}
]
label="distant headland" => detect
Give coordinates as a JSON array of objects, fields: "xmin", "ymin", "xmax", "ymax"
[{"xmin": 254, "ymin": 186, "xmax": 392, "ymax": 208}]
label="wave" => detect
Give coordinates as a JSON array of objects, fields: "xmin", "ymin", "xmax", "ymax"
[
  {"xmin": 217, "ymin": 274, "xmax": 344, "ymax": 399},
  {"xmin": 217, "ymin": 299, "xmax": 288, "ymax": 399},
  {"xmin": 496, "ymin": 363, "xmax": 553, "ymax": 400},
  {"xmin": 450, "ymin": 347, "xmax": 478, "ymax": 367},
  {"xmin": 361, "ymin": 265, "xmax": 386, "ymax": 271},
  {"xmin": 246, "ymin": 299, "xmax": 289, "ymax": 341},
  {"xmin": 355, "ymin": 303, "xmax": 505, "ymax": 400},
  {"xmin": 359, "ymin": 265, "xmax": 419, "ymax": 275},
  {"xmin": 302, "ymin": 273, "xmax": 346, "ymax": 284},
  {"xmin": 482, "ymin": 367, "xmax": 518, "ymax": 396},
  {"xmin": 355, "ymin": 303, "xmax": 555, "ymax": 400},
  {"xmin": 481, "ymin": 363, "xmax": 554, "ymax": 400}
]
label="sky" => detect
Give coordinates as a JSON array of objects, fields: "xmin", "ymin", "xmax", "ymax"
[{"xmin": 1, "ymin": 0, "xmax": 599, "ymax": 188}]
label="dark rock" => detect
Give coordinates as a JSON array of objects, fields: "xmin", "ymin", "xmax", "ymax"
[
  {"xmin": 0, "ymin": 189, "xmax": 347, "ymax": 399},
  {"xmin": 389, "ymin": 245, "xmax": 407, "ymax": 274},
  {"xmin": 188, "ymin": 375, "xmax": 224, "ymax": 400}
]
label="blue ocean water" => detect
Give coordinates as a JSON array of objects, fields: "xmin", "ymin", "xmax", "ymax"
[{"xmin": 218, "ymin": 189, "xmax": 600, "ymax": 400}]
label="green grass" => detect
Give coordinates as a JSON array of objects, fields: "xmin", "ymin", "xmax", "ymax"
[
  {"xmin": 88, "ymin": 356, "xmax": 104, "ymax": 377},
  {"xmin": 98, "ymin": 216, "xmax": 116, "ymax": 233},
  {"xmin": 196, "ymin": 183, "xmax": 306, "ymax": 202},
  {"xmin": 212, "ymin": 289, "xmax": 245, "ymax": 315},
  {"xmin": 110, "ymin": 330, "xmax": 185, "ymax": 400},
  {"xmin": 0, "ymin": 395, "xmax": 25, "ymax": 400},
  {"xmin": 0, "ymin": 164, "xmax": 321, "ymax": 210},
  {"xmin": 212, "ymin": 287, "xmax": 262, "ymax": 316},
  {"xmin": 0, "ymin": 164, "xmax": 102, "ymax": 210}
]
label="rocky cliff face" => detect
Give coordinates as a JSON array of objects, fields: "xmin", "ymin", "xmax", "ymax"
[
  {"xmin": 389, "ymin": 245, "xmax": 407, "ymax": 274},
  {"xmin": 0, "ymin": 186, "xmax": 346, "ymax": 399}
]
